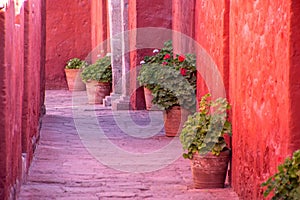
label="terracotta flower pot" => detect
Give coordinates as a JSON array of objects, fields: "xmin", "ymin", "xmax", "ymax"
[
  {"xmin": 163, "ymin": 105, "xmax": 190, "ymax": 137},
  {"xmin": 144, "ymin": 87, "xmax": 153, "ymax": 110},
  {"xmin": 64, "ymin": 69, "xmax": 86, "ymax": 91},
  {"xmin": 191, "ymin": 149, "xmax": 231, "ymax": 189},
  {"xmin": 85, "ymin": 81, "xmax": 111, "ymax": 104},
  {"xmin": 143, "ymin": 87, "xmax": 161, "ymax": 111}
]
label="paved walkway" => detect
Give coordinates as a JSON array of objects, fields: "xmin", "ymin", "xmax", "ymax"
[{"xmin": 18, "ymin": 90, "xmax": 239, "ymax": 200}]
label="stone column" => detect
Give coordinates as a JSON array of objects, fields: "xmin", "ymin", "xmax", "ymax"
[
  {"xmin": 104, "ymin": 0, "xmax": 122, "ymax": 106},
  {"xmin": 111, "ymin": 0, "xmax": 131, "ymax": 110}
]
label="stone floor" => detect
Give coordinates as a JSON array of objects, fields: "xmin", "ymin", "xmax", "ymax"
[{"xmin": 18, "ymin": 90, "xmax": 239, "ymax": 200}]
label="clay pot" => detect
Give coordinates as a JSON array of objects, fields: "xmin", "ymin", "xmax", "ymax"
[
  {"xmin": 85, "ymin": 81, "xmax": 111, "ymax": 104},
  {"xmin": 143, "ymin": 87, "xmax": 161, "ymax": 111},
  {"xmin": 144, "ymin": 87, "xmax": 154, "ymax": 110},
  {"xmin": 163, "ymin": 105, "xmax": 190, "ymax": 137},
  {"xmin": 191, "ymin": 149, "xmax": 231, "ymax": 189},
  {"xmin": 64, "ymin": 69, "xmax": 86, "ymax": 91}
]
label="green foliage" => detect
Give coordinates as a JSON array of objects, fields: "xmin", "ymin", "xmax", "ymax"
[
  {"xmin": 137, "ymin": 40, "xmax": 197, "ymax": 111},
  {"xmin": 180, "ymin": 94, "xmax": 232, "ymax": 159},
  {"xmin": 65, "ymin": 58, "xmax": 87, "ymax": 69},
  {"xmin": 261, "ymin": 149, "xmax": 300, "ymax": 200},
  {"xmin": 143, "ymin": 40, "xmax": 173, "ymax": 66},
  {"xmin": 81, "ymin": 56, "xmax": 112, "ymax": 83},
  {"xmin": 139, "ymin": 64, "xmax": 196, "ymax": 111}
]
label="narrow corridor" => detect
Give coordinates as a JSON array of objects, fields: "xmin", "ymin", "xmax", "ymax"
[{"xmin": 18, "ymin": 91, "xmax": 239, "ymax": 200}]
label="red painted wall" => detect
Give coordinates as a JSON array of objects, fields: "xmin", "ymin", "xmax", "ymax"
[
  {"xmin": 194, "ymin": 0, "xmax": 300, "ymax": 199},
  {"xmin": 172, "ymin": 0, "xmax": 195, "ymax": 54},
  {"xmin": 91, "ymin": 0, "xmax": 109, "ymax": 52},
  {"xmin": 45, "ymin": 0, "xmax": 91, "ymax": 89},
  {"xmin": 0, "ymin": 2, "xmax": 24, "ymax": 198},
  {"xmin": 289, "ymin": 1, "xmax": 300, "ymax": 153},
  {"xmin": 194, "ymin": 0, "xmax": 231, "ymax": 158},
  {"xmin": 229, "ymin": 1, "xmax": 297, "ymax": 199},
  {"xmin": 195, "ymin": 0, "xmax": 230, "ymax": 99},
  {"xmin": 128, "ymin": 0, "xmax": 172, "ymax": 109},
  {"xmin": 22, "ymin": 0, "xmax": 46, "ymax": 170},
  {"xmin": 0, "ymin": 1, "xmax": 298, "ymax": 199},
  {"xmin": 0, "ymin": 0, "xmax": 45, "ymax": 199}
]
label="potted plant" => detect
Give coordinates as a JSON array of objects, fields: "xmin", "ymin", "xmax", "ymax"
[
  {"xmin": 64, "ymin": 58, "xmax": 87, "ymax": 91},
  {"xmin": 261, "ymin": 149, "xmax": 300, "ymax": 199},
  {"xmin": 138, "ymin": 40, "xmax": 174, "ymax": 110},
  {"xmin": 180, "ymin": 93, "xmax": 232, "ymax": 188},
  {"xmin": 81, "ymin": 55, "xmax": 112, "ymax": 104},
  {"xmin": 138, "ymin": 40, "xmax": 197, "ymax": 136}
]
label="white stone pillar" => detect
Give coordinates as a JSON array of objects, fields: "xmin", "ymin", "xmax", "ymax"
[
  {"xmin": 121, "ymin": 0, "xmax": 130, "ymax": 97},
  {"xmin": 111, "ymin": 0, "xmax": 130, "ymax": 110},
  {"xmin": 104, "ymin": 0, "xmax": 122, "ymax": 106}
]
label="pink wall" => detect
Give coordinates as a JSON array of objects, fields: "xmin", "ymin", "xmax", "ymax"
[
  {"xmin": 45, "ymin": 0, "xmax": 91, "ymax": 89},
  {"xmin": 289, "ymin": 1, "xmax": 300, "ymax": 153},
  {"xmin": 0, "ymin": 0, "xmax": 45, "ymax": 199},
  {"xmin": 91, "ymin": 0, "xmax": 109, "ymax": 52},
  {"xmin": 0, "ymin": 2, "xmax": 24, "ymax": 198},
  {"xmin": 128, "ymin": 0, "xmax": 172, "ymax": 109},
  {"xmin": 193, "ymin": 0, "xmax": 300, "ymax": 199},
  {"xmin": 22, "ymin": 0, "xmax": 46, "ymax": 169},
  {"xmin": 195, "ymin": 0, "xmax": 230, "ymax": 99},
  {"xmin": 229, "ymin": 1, "xmax": 298, "ymax": 199},
  {"xmin": 194, "ymin": 0, "xmax": 231, "ymax": 152},
  {"xmin": 0, "ymin": 1, "xmax": 299, "ymax": 199},
  {"xmin": 172, "ymin": 0, "xmax": 195, "ymax": 54}
]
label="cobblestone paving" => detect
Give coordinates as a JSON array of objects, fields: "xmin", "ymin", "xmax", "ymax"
[{"xmin": 18, "ymin": 90, "xmax": 239, "ymax": 200}]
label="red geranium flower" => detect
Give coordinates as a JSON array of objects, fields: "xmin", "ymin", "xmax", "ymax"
[
  {"xmin": 162, "ymin": 61, "xmax": 168, "ymax": 66},
  {"xmin": 180, "ymin": 68, "xmax": 187, "ymax": 76},
  {"xmin": 164, "ymin": 54, "xmax": 171, "ymax": 60},
  {"xmin": 178, "ymin": 55, "xmax": 185, "ymax": 62}
]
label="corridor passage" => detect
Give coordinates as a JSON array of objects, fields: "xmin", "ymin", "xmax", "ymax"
[{"xmin": 18, "ymin": 91, "xmax": 239, "ymax": 200}]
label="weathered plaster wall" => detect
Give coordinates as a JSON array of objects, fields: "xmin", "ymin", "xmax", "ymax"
[
  {"xmin": 194, "ymin": 0, "xmax": 300, "ymax": 199},
  {"xmin": 45, "ymin": 0, "xmax": 91, "ymax": 89},
  {"xmin": 91, "ymin": 0, "xmax": 109, "ymax": 53},
  {"xmin": 195, "ymin": 0, "xmax": 230, "ymax": 99},
  {"xmin": 22, "ymin": 0, "xmax": 46, "ymax": 171},
  {"xmin": 0, "ymin": 0, "xmax": 45, "ymax": 199},
  {"xmin": 172, "ymin": 0, "xmax": 195, "ymax": 54},
  {"xmin": 229, "ymin": 1, "xmax": 296, "ymax": 199},
  {"xmin": 0, "ymin": 2, "xmax": 24, "ymax": 198},
  {"xmin": 289, "ymin": 1, "xmax": 300, "ymax": 153},
  {"xmin": 194, "ymin": 0, "xmax": 231, "ymax": 155},
  {"xmin": 128, "ymin": 0, "xmax": 172, "ymax": 109},
  {"xmin": 0, "ymin": 1, "xmax": 298, "ymax": 199}
]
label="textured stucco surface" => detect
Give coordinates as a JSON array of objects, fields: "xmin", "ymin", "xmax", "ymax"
[
  {"xmin": 128, "ymin": 0, "xmax": 172, "ymax": 109},
  {"xmin": 229, "ymin": 1, "xmax": 296, "ymax": 199},
  {"xmin": 194, "ymin": 1, "xmax": 300, "ymax": 199},
  {"xmin": 45, "ymin": 0, "xmax": 91, "ymax": 89},
  {"xmin": 0, "ymin": 0, "xmax": 45, "ymax": 199}
]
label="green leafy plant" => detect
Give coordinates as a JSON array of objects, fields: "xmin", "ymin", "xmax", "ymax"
[
  {"xmin": 81, "ymin": 56, "xmax": 112, "ymax": 83},
  {"xmin": 139, "ymin": 64, "xmax": 196, "ymax": 111},
  {"xmin": 137, "ymin": 40, "xmax": 197, "ymax": 111},
  {"xmin": 143, "ymin": 40, "xmax": 173, "ymax": 66},
  {"xmin": 65, "ymin": 58, "xmax": 87, "ymax": 69},
  {"xmin": 261, "ymin": 149, "xmax": 300, "ymax": 200},
  {"xmin": 180, "ymin": 93, "xmax": 232, "ymax": 159}
]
